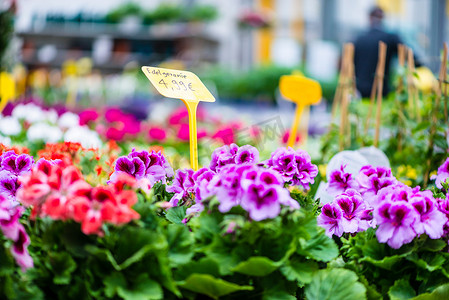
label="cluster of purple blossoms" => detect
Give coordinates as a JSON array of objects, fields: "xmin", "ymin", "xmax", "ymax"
[
  {"xmin": 209, "ymin": 164, "xmax": 299, "ymax": 221},
  {"xmin": 110, "ymin": 148, "xmax": 174, "ymax": 189},
  {"xmin": 437, "ymin": 198, "xmax": 449, "ymax": 242},
  {"xmin": 166, "ymin": 144, "xmax": 301, "ymax": 221},
  {"xmin": 166, "ymin": 169, "xmax": 195, "ymax": 207},
  {"xmin": 355, "ymin": 165, "xmax": 397, "ymax": 205},
  {"xmin": 0, "ymin": 151, "xmax": 34, "ymax": 205},
  {"xmin": 209, "ymin": 143, "xmax": 259, "ymax": 172},
  {"xmin": 326, "ymin": 164, "xmax": 358, "ymax": 196},
  {"xmin": 373, "ymin": 185, "xmax": 447, "ymax": 249},
  {"xmin": 0, "ymin": 194, "xmax": 33, "ymax": 271},
  {"xmin": 317, "ymin": 189, "xmax": 372, "ymax": 238},
  {"xmin": 320, "ymin": 162, "xmax": 449, "ymax": 249},
  {"xmin": 265, "ymin": 147, "xmax": 318, "ymax": 189},
  {"xmin": 432, "ymin": 157, "xmax": 449, "ymax": 189}
]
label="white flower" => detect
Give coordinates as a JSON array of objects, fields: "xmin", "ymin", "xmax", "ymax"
[
  {"xmin": 12, "ymin": 103, "xmax": 46, "ymax": 123},
  {"xmin": 0, "ymin": 135, "xmax": 11, "ymax": 146},
  {"xmin": 64, "ymin": 125, "xmax": 102, "ymax": 149},
  {"xmin": 45, "ymin": 109, "xmax": 58, "ymax": 124},
  {"xmin": 12, "ymin": 103, "xmax": 58, "ymax": 124},
  {"xmin": 58, "ymin": 112, "xmax": 80, "ymax": 129},
  {"xmin": 0, "ymin": 116, "xmax": 21, "ymax": 136},
  {"xmin": 27, "ymin": 123, "xmax": 63, "ymax": 143}
]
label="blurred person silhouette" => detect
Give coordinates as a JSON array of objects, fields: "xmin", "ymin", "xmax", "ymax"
[{"xmin": 353, "ymin": 6, "xmax": 421, "ymax": 98}]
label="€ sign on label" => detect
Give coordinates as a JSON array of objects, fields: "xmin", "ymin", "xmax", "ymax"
[
  {"xmin": 141, "ymin": 66, "xmax": 215, "ymax": 103},
  {"xmin": 279, "ymin": 75, "xmax": 322, "ymax": 106}
]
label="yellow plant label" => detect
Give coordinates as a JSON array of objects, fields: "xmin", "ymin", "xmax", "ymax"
[
  {"xmin": 0, "ymin": 72, "xmax": 15, "ymax": 103},
  {"xmin": 141, "ymin": 66, "xmax": 215, "ymax": 102},
  {"xmin": 279, "ymin": 75, "xmax": 322, "ymax": 105}
]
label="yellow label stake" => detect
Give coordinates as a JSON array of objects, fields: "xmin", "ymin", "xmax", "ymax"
[
  {"xmin": 279, "ymin": 75, "xmax": 322, "ymax": 148},
  {"xmin": 0, "ymin": 72, "xmax": 16, "ymax": 113},
  {"xmin": 142, "ymin": 66, "xmax": 215, "ymax": 170}
]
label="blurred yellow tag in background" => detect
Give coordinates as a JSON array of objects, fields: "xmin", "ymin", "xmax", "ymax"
[
  {"xmin": 279, "ymin": 75, "xmax": 322, "ymax": 105},
  {"xmin": 0, "ymin": 72, "xmax": 16, "ymax": 113},
  {"xmin": 413, "ymin": 66, "xmax": 437, "ymax": 93},
  {"xmin": 141, "ymin": 66, "xmax": 215, "ymax": 103},
  {"xmin": 279, "ymin": 74, "xmax": 322, "ymax": 148}
]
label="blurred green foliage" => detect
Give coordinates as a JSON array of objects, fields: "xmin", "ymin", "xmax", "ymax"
[{"xmin": 200, "ymin": 64, "xmax": 338, "ymax": 104}]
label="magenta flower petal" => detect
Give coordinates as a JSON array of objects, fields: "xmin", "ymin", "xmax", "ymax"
[
  {"xmin": 240, "ymin": 185, "xmax": 281, "ymax": 221},
  {"xmin": 374, "ymin": 201, "xmax": 418, "ymax": 249},
  {"xmin": 317, "ymin": 203, "xmax": 344, "ymax": 237},
  {"xmin": 0, "ymin": 207, "xmax": 23, "ymax": 240},
  {"xmin": 10, "ymin": 225, "xmax": 33, "ymax": 271},
  {"xmin": 265, "ymin": 147, "xmax": 318, "ymax": 189},
  {"xmin": 0, "ymin": 171, "xmax": 20, "ymax": 203},
  {"xmin": 326, "ymin": 164, "xmax": 358, "ymax": 196},
  {"xmin": 235, "ymin": 145, "xmax": 259, "ymax": 165}
]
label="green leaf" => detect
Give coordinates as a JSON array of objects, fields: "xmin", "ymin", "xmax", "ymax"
[
  {"xmin": 116, "ymin": 274, "xmax": 163, "ymax": 300},
  {"xmin": 175, "ymin": 257, "xmax": 221, "ymax": 280},
  {"xmin": 232, "ymin": 256, "xmax": 280, "ymax": 276},
  {"xmin": 46, "ymin": 252, "xmax": 77, "ymax": 285},
  {"xmin": 113, "ymin": 227, "xmax": 167, "ymax": 270},
  {"xmin": 85, "ymin": 246, "xmax": 121, "ymax": 270},
  {"xmin": 389, "ymin": 279, "xmax": 416, "ymax": 300},
  {"xmin": 166, "ymin": 224, "xmax": 194, "ymax": 267},
  {"xmin": 411, "ymin": 283, "xmax": 449, "ymax": 300},
  {"xmin": 262, "ymin": 290, "xmax": 296, "ymax": 300},
  {"xmin": 0, "ymin": 246, "xmax": 14, "ymax": 276},
  {"xmin": 298, "ymin": 230, "xmax": 338, "ymax": 262},
  {"xmin": 419, "ymin": 239, "xmax": 447, "ymax": 252},
  {"xmin": 165, "ymin": 206, "xmax": 187, "ymax": 224},
  {"xmin": 435, "ymin": 134, "xmax": 448, "ymax": 151},
  {"xmin": 360, "ymin": 255, "xmax": 405, "ymax": 270},
  {"xmin": 413, "ymin": 121, "xmax": 431, "ymax": 134},
  {"xmin": 104, "ymin": 272, "xmax": 127, "ymax": 298},
  {"xmin": 178, "ymin": 274, "xmax": 253, "ymax": 299},
  {"xmin": 280, "ymin": 258, "xmax": 318, "ymax": 286},
  {"xmin": 305, "ymin": 268, "xmax": 366, "ymax": 300},
  {"xmin": 407, "ymin": 253, "xmax": 446, "ymax": 272}
]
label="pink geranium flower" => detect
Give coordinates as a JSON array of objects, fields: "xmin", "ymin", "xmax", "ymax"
[
  {"xmin": 433, "ymin": 158, "xmax": 449, "ymax": 188},
  {"xmin": 317, "ymin": 203, "xmax": 344, "ymax": 238},
  {"xmin": 326, "ymin": 165, "xmax": 358, "ymax": 196},
  {"xmin": 374, "ymin": 201, "xmax": 418, "ymax": 249},
  {"xmin": 148, "ymin": 126, "xmax": 167, "ymax": 142}
]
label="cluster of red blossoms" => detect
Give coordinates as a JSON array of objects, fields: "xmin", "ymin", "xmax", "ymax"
[{"xmin": 16, "ymin": 160, "xmax": 140, "ymax": 236}]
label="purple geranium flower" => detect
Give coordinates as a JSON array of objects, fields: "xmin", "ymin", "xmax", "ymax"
[
  {"xmin": 240, "ymin": 185, "xmax": 281, "ymax": 221},
  {"xmin": 166, "ymin": 169, "xmax": 195, "ymax": 206},
  {"xmin": 334, "ymin": 189, "xmax": 371, "ymax": 233},
  {"xmin": 0, "ymin": 171, "xmax": 20, "ymax": 204},
  {"xmin": 326, "ymin": 165, "xmax": 358, "ymax": 196},
  {"xmin": 356, "ymin": 165, "xmax": 397, "ymax": 205},
  {"xmin": 109, "ymin": 148, "xmax": 173, "ymax": 187},
  {"xmin": 0, "ymin": 206, "xmax": 23, "ymax": 240},
  {"xmin": 374, "ymin": 183, "xmax": 410, "ymax": 206},
  {"xmin": 206, "ymin": 164, "xmax": 298, "ymax": 220},
  {"xmin": 209, "ymin": 165, "xmax": 244, "ymax": 212},
  {"xmin": 193, "ymin": 167, "xmax": 215, "ymax": 201},
  {"xmin": 0, "ymin": 152, "xmax": 34, "ymax": 176},
  {"xmin": 0, "ymin": 195, "xmax": 33, "ymax": 271},
  {"xmin": 317, "ymin": 189, "xmax": 372, "ymax": 237},
  {"xmin": 265, "ymin": 147, "xmax": 318, "ymax": 189},
  {"xmin": 317, "ymin": 203, "xmax": 344, "ymax": 238},
  {"xmin": 209, "ymin": 144, "xmax": 238, "ymax": 172},
  {"xmin": 113, "ymin": 156, "xmax": 146, "ymax": 179},
  {"xmin": 235, "ymin": 145, "xmax": 259, "ymax": 165},
  {"xmin": 10, "ymin": 224, "xmax": 33, "ymax": 272},
  {"xmin": 433, "ymin": 158, "xmax": 449, "ymax": 189},
  {"xmin": 374, "ymin": 201, "xmax": 418, "ymax": 249},
  {"xmin": 409, "ymin": 189, "xmax": 447, "ymax": 239},
  {"xmin": 209, "ymin": 143, "xmax": 259, "ymax": 172}
]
